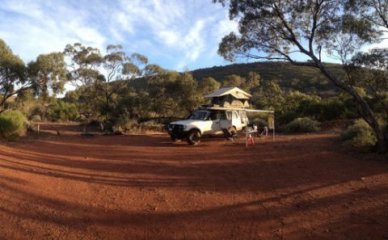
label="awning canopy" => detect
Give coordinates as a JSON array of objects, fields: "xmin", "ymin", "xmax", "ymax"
[{"xmin": 205, "ymin": 106, "xmax": 274, "ymax": 114}]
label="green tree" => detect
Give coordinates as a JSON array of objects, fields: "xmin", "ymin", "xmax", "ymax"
[
  {"xmin": 0, "ymin": 39, "xmax": 27, "ymax": 113},
  {"xmin": 222, "ymin": 74, "xmax": 245, "ymax": 87},
  {"xmin": 346, "ymin": 0, "xmax": 388, "ymax": 29},
  {"xmin": 115, "ymin": 89, "xmax": 151, "ymax": 121},
  {"xmin": 215, "ymin": 0, "xmax": 387, "ymax": 152},
  {"xmin": 175, "ymin": 72, "xmax": 202, "ymax": 114},
  {"xmin": 147, "ymin": 71, "xmax": 201, "ymax": 118},
  {"xmin": 64, "ymin": 43, "xmax": 103, "ymax": 86},
  {"xmin": 252, "ymin": 81, "xmax": 285, "ymax": 111},
  {"xmin": 28, "ymin": 52, "xmax": 68, "ymax": 100},
  {"xmin": 350, "ymin": 48, "xmax": 388, "ymax": 118},
  {"xmin": 242, "ymin": 71, "xmax": 261, "ymax": 91},
  {"xmin": 199, "ymin": 77, "xmax": 221, "ymax": 95},
  {"xmin": 101, "ymin": 45, "xmax": 148, "ymax": 123},
  {"xmin": 64, "ymin": 43, "xmax": 103, "ymax": 122}
]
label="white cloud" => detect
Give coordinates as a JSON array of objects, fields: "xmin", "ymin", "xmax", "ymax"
[
  {"xmin": 0, "ymin": 0, "xmax": 106, "ymax": 62},
  {"xmin": 1, "ymin": 0, "xmax": 44, "ymax": 19},
  {"xmin": 116, "ymin": 11, "xmax": 135, "ymax": 35},
  {"xmin": 158, "ymin": 30, "xmax": 180, "ymax": 46},
  {"xmin": 116, "ymin": 0, "xmax": 211, "ymax": 69},
  {"xmin": 0, "ymin": 0, "xmax": 239, "ymax": 70},
  {"xmin": 215, "ymin": 17, "xmax": 239, "ymax": 40}
]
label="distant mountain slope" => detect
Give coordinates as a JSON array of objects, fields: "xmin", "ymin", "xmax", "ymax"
[
  {"xmin": 130, "ymin": 61, "xmax": 345, "ymax": 96},
  {"xmin": 191, "ymin": 62, "xmax": 345, "ymax": 95}
]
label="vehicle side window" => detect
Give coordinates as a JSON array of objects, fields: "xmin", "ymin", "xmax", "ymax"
[
  {"xmin": 219, "ymin": 112, "xmax": 227, "ymax": 120},
  {"xmin": 210, "ymin": 111, "xmax": 219, "ymax": 120},
  {"xmin": 189, "ymin": 111, "xmax": 209, "ymax": 120},
  {"xmin": 204, "ymin": 112, "xmax": 210, "ymax": 120}
]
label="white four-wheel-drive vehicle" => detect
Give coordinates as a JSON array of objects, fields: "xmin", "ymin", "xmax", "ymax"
[{"xmin": 167, "ymin": 107, "xmax": 249, "ymax": 145}]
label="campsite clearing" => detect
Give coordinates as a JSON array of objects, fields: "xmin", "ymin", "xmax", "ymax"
[{"xmin": 0, "ymin": 129, "xmax": 387, "ymax": 239}]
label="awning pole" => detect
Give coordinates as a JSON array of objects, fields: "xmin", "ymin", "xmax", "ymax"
[
  {"xmin": 273, "ymin": 113, "xmax": 275, "ymax": 141},
  {"xmin": 245, "ymin": 124, "xmax": 248, "ymax": 148}
]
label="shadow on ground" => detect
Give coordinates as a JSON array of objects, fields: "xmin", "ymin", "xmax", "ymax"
[{"xmin": 0, "ymin": 133, "xmax": 387, "ymax": 239}]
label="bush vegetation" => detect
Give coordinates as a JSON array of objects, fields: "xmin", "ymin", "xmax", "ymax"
[
  {"xmin": 112, "ymin": 119, "xmax": 165, "ymax": 134},
  {"xmin": 113, "ymin": 118, "xmax": 139, "ymax": 133},
  {"xmin": 46, "ymin": 100, "xmax": 79, "ymax": 121},
  {"xmin": 283, "ymin": 117, "xmax": 321, "ymax": 133},
  {"xmin": 341, "ymin": 119, "xmax": 377, "ymax": 148},
  {"xmin": 0, "ymin": 110, "xmax": 28, "ymax": 140},
  {"xmin": 139, "ymin": 121, "xmax": 165, "ymax": 132}
]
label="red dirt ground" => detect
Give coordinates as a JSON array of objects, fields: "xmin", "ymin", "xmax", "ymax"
[{"xmin": 0, "ymin": 126, "xmax": 387, "ymax": 239}]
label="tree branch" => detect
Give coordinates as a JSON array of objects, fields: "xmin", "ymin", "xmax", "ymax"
[
  {"xmin": 273, "ymin": 3, "xmax": 311, "ymax": 56},
  {"xmin": 309, "ymin": 0, "xmax": 324, "ymax": 56}
]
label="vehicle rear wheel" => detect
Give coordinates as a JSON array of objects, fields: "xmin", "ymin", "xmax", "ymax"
[
  {"xmin": 187, "ymin": 130, "xmax": 201, "ymax": 145},
  {"xmin": 230, "ymin": 126, "xmax": 237, "ymax": 137}
]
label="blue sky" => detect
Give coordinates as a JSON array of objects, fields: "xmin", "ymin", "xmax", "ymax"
[
  {"xmin": 0, "ymin": 0, "xmax": 241, "ymax": 71},
  {"xmin": 1, "ymin": 0, "xmax": 386, "ymax": 72}
]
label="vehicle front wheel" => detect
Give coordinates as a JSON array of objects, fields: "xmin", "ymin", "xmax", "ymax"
[{"xmin": 187, "ymin": 130, "xmax": 201, "ymax": 145}]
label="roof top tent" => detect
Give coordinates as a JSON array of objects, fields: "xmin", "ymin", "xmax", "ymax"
[
  {"xmin": 205, "ymin": 87, "xmax": 275, "ymax": 146},
  {"xmin": 205, "ymin": 87, "xmax": 251, "ymax": 108}
]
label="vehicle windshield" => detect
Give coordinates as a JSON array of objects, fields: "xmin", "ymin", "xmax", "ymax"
[{"xmin": 188, "ymin": 110, "xmax": 209, "ymax": 120}]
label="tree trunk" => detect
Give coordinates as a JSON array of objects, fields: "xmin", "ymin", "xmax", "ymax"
[
  {"xmin": 346, "ymin": 95, "xmax": 386, "ymax": 153},
  {"xmin": 316, "ymin": 63, "xmax": 387, "ymax": 153}
]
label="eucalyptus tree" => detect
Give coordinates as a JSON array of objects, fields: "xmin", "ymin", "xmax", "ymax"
[
  {"xmin": 146, "ymin": 71, "xmax": 201, "ymax": 118},
  {"xmin": 26, "ymin": 52, "xmax": 68, "ymax": 119},
  {"xmin": 345, "ymin": 0, "xmax": 388, "ymax": 29},
  {"xmin": 0, "ymin": 39, "xmax": 27, "ymax": 113},
  {"xmin": 243, "ymin": 71, "xmax": 261, "ymax": 91},
  {"xmin": 199, "ymin": 77, "xmax": 221, "ymax": 95},
  {"xmin": 64, "ymin": 43, "xmax": 103, "ymax": 122},
  {"xmin": 0, "ymin": 39, "xmax": 68, "ymax": 114},
  {"xmin": 28, "ymin": 52, "xmax": 68, "ymax": 100},
  {"xmin": 222, "ymin": 74, "xmax": 245, "ymax": 88},
  {"xmin": 64, "ymin": 43, "xmax": 103, "ymax": 86},
  {"xmin": 350, "ymin": 48, "xmax": 388, "ymax": 117},
  {"xmin": 101, "ymin": 45, "xmax": 148, "ymax": 122},
  {"xmin": 214, "ymin": 0, "xmax": 387, "ymax": 152}
]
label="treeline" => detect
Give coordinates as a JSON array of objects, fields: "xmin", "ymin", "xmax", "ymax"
[{"xmin": 1, "ymin": 39, "xmax": 387, "ymax": 149}]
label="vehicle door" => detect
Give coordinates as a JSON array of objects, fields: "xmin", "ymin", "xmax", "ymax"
[
  {"xmin": 188, "ymin": 110, "xmax": 213, "ymax": 134},
  {"xmin": 200, "ymin": 111, "xmax": 214, "ymax": 134},
  {"xmin": 219, "ymin": 111, "xmax": 233, "ymax": 130},
  {"xmin": 208, "ymin": 111, "xmax": 222, "ymax": 134}
]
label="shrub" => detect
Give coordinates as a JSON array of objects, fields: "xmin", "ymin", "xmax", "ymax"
[
  {"xmin": 0, "ymin": 110, "xmax": 28, "ymax": 140},
  {"xmin": 111, "ymin": 118, "xmax": 165, "ymax": 133},
  {"xmin": 341, "ymin": 119, "xmax": 377, "ymax": 147},
  {"xmin": 46, "ymin": 101, "xmax": 79, "ymax": 121},
  {"xmin": 30, "ymin": 114, "xmax": 42, "ymax": 122},
  {"xmin": 113, "ymin": 118, "xmax": 139, "ymax": 133},
  {"xmin": 139, "ymin": 121, "xmax": 164, "ymax": 132},
  {"xmin": 283, "ymin": 117, "xmax": 321, "ymax": 133},
  {"xmin": 29, "ymin": 105, "xmax": 45, "ymax": 119}
]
